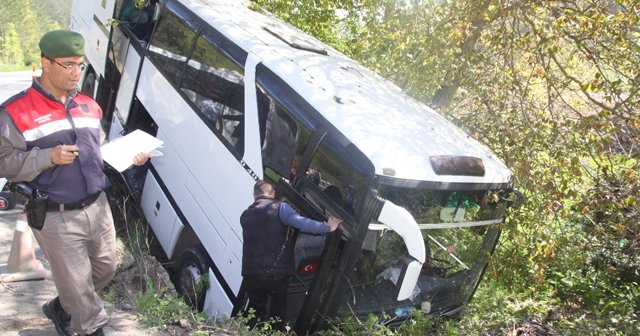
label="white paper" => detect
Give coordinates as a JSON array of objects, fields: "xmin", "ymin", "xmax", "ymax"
[{"xmin": 101, "ymin": 130, "xmax": 163, "ymax": 172}]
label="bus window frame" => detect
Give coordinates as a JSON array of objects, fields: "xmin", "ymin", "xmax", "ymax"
[
  {"xmin": 180, "ymin": 28, "xmax": 247, "ymax": 157},
  {"xmin": 146, "ymin": 0, "xmax": 200, "ymax": 86},
  {"xmin": 145, "ymin": 0, "xmax": 250, "ymax": 159}
]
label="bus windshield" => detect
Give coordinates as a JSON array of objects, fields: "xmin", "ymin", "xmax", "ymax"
[{"xmin": 340, "ymin": 185, "xmax": 510, "ymax": 321}]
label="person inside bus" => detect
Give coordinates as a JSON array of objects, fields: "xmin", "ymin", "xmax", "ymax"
[
  {"xmin": 0, "ymin": 30, "xmax": 149, "ymax": 336},
  {"xmin": 240, "ymin": 180, "xmax": 343, "ymax": 331}
]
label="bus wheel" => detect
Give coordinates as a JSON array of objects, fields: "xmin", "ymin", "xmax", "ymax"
[
  {"xmin": 175, "ymin": 247, "xmax": 209, "ymax": 311},
  {"xmin": 0, "ymin": 192, "xmax": 15, "ymax": 211},
  {"xmin": 81, "ymin": 70, "xmax": 97, "ymax": 97}
]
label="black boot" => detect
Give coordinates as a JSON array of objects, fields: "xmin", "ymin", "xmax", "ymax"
[
  {"xmin": 86, "ymin": 327, "xmax": 105, "ymax": 336},
  {"xmin": 42, "ymin": 296, "xmax": 72, "ymax": 336}
]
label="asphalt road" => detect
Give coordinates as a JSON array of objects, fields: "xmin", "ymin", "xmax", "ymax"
[
  {"xmin": 0, "ymin": 70, "xmax": 37, "ymax": 103},
  {"xmin": 0, "ymin": 72, "xmax": 152, "ymax": 335}
]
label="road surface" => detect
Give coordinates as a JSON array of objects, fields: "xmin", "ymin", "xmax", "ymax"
[{"xmin": 0, "ymin": 70, "xmax": 37, "ymax": 103}]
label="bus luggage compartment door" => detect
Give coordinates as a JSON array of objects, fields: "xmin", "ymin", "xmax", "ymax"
[{"xmin": 141, "ymin": 171, "xmax": 183, "ymax": 259}]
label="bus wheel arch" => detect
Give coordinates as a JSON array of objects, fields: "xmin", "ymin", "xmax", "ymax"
[{"xmin": 175, "ymin": 246, "xmax": 210, "ymax": 311}]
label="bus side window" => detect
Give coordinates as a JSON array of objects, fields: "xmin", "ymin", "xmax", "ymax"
[
  {"xmin": 257, "ymin": 84, "xmax": 299, "ymax": 181},
  {"xmin": 181, "ymin": 29, "xmax": 245, "ymax": 155},
  {"xmin": 147, "ymin": 1, "xmax": 198, "ymax": 85},
  {"xmin": 305, "ymin": 141, "xmax": 361, "ymax": 217}
]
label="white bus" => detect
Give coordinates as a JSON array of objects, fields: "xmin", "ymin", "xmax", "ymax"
[{"xmin": 71, "ymin": 0, "xmax": 520, "ymax": 332}]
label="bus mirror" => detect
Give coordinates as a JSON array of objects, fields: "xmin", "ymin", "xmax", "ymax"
[{"xmin": 395, "ymin": 257, "xmax": 422, "ymax": 301}]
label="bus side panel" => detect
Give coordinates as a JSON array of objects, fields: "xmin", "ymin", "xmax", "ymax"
[
  {"xmin": 154, "ymin": 132, "xmax": 232, "ymax": 291},
  {"xmin": 70, "ymin": 0, "xmax": 94, "ymax": 39},
  {"xmin": 136, "ymin": 59, "xmax": 254, "ymax": 232},
  {"xmin": 185, "ymin": 174, "xmax": 243, "ymax": 294},
  {"xmin": 136, "ymin": 59, "xmax": 253, "ymax": 293},
  {"xmin": 140, "ymin": 128, "xmax": 190, "ymax": 259},
  {"xmin": 148, "ymin": 129, "xmax": 188, "ymax": 202},
  {"xmin": 141, "ymin": 172, "xmax": 183, "ymax": 258},
  {"xmin": 203, "ymin": 269, "xmax": 234, "ymax": 318},
  {"xmin": 71, "ymin": 0, "xmax": 115, "ymax": 78},
  {"xmin": 219, "ymin": 240, "xmax": 243, "ymax": 294},
  {"xmin": 241, "ymin": 53, "xmax": 263, "ymax": 178},
  {"xmin": 180, "ymin": 174, "xmax": 226, "ymax": 266}
]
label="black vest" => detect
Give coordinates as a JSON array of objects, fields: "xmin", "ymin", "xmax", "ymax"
[{"xmin": 240, "ymin": 196, "xmax": 295, "ymax": 276}]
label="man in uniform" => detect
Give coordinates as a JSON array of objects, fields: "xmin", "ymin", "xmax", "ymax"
[{"xmin": 0, "ymin": 30, "xmax": 148, "ymax": 336}]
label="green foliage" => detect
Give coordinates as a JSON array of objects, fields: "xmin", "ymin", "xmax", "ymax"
[
  {"xmin": 0, "ymin": 0, "xmax": 67, "ymax": 68},
  {"xmin": 250, "ymin": 0, "xmax": 349, "ymax": 53},
  {"xmin": 135, "ymin": 276, "xmax": 207, "ymax": 328},
  {"xmin": 321, "ymin": 312, "xmax": 399, "ymax": 335},
  {"xmin": 0, "ymin": 23, "xmax": 24, "ymax": 70},
  {"xmin": 134, "ymin": 0, "xmax": 148, "ymax": 9},
  {"xmin": 471, "ymin": 279, "xmax": 640, "ymax": 335}
]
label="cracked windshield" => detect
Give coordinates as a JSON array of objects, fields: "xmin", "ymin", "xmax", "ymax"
[{"xmin": 344, "ymin": 186, "xmax": 510, "ymax": 316}]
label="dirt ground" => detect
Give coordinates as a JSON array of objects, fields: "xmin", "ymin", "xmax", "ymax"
[{"xmin": 0, "ymin": 204, "xmax": 166, "ymax": 336}]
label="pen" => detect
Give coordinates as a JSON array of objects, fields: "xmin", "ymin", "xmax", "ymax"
[{"xmin": 56, "ymin": 140, "xmax": 79, "ymax": 156}]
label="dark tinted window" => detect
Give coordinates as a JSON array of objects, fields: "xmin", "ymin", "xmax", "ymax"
[
  {"xmin": 118, "ymin": 0, "xmax": 157, "ymax": 41},
  {"xmin": 256, "ymin": 72, "xmax": 370, "ymax": 217},
  {"xmin": 115, "ymin": 0, "xmax": 125, "ymax": 20},
  {"xmin": 256, "ymin": 65, "xmax": 322, "ymax": 182},
  {"xmin": 305, "ymin": 138, "xmax": 370, "ymax": 217},
  {"xmin": 256, "ymin": 82, "xmax": 317, "ymax": 185},
  {"xmin": 180, "ymin": 28, "xmax": 245, "ymax": 155},
  {"xmin": 257, "ymin": 84, "xmax": 299, "ymax": 180},
  {"xmin": 147, "ymin": 1, "xmax": 199, "ymax": 84}
]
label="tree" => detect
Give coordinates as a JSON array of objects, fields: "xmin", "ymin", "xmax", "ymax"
[
  {"xmin": 0, "ymin": 23, "xmax": 24, "ymax": 69},
  {"xmin": 0, "ymin": 0, "xmax": 66, "ymax": 68}
]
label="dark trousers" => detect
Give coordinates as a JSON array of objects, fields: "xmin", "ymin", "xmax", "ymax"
[{"xmin": 242, "ymin": 275, "xmax": 290, "ymax": 331}]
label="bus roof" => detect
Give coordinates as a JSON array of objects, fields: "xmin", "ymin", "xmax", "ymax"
[{"xmin": 181, "ymin": 0, "xmax": 512, "ymax": 186}]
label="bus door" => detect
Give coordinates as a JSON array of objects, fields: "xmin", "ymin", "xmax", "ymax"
[
  {"xmin": 289, "ymin": 133, "xmax": 374, "ymax": 332},
  {"xmin": 104, "ymin": 0, "xmax": 161, "ymax": 140},
  {"xmin": 70, "ymin": 0, "xmax": 116, "ymax": 80},
  {"xmin": 254, "ymin": 68, "xmax": 375, "ymax": 329}
]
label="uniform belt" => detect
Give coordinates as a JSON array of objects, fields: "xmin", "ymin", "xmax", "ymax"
[{"xmin": 46, "ymin": 193, "xmax": 100, "ymax": 212}]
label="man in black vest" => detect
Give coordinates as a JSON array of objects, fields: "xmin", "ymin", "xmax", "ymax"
[{"xmin": 240, "ymin": 180, "xmax": 342, "ymax": 331}]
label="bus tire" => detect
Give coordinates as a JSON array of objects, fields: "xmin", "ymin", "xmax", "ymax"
[
  {"xmin": 81, "ymin": 70, "xmax": 97, "ymax": 97},
  {"xmin": 175, "ymin": 247, "xmax": 209, "ymax": 311},
  {"xmin": 0, "ymin": 192, "xmax": 15, "ymax": 211}
]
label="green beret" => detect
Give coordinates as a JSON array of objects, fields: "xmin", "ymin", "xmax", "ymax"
[{"xmin": 39, "ymin": 30, "xmax": 85, "ymax": 58}]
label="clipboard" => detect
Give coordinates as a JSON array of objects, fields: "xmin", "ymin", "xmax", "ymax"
[{"xmin": 101, "ymin": 130, "xmax": 163, "ymax": 172}]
